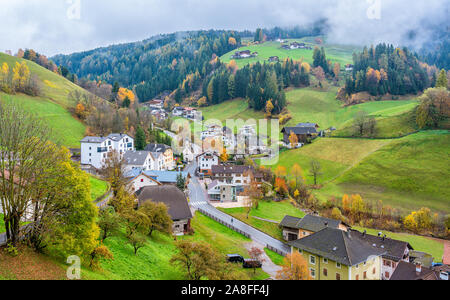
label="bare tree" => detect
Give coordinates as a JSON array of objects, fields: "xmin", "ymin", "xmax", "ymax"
[{"xmin": 309, "ymin": 160, "xmax": 323, "ymax": 186}]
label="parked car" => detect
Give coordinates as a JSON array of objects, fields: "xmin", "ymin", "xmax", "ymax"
[
  {"xmin": 243, "ymin": 259, "xmax": 262, "ymax": 269},
  {"xmin": 227, "ymin": 254, "xmax": 244, "ymax": 263}
]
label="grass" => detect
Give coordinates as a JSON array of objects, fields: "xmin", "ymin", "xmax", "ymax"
[
  {"xmin": 0, "ymin": 53, "xmax": 95, "ymax": 148},
  {"xmin": 219, "ymin": 200, "xmax": 305, "ymax": 240},
  {"xmin": 333, "ymin": 131, "xmax": 450, "ymax": 213},
  {"xmin": 353, "ymin": 227, "xmax": 445, "ymax": 263},
  {"xmin": 89, "ymin": 176, "xmax": 109, "ymax": 202},
  {"xmin": 264, "ymin": 248, "xmax": 285, "ymax": 266},
  {"xmin": 220, "ymin": 38, "xmax": 358, "ymax": 69}
]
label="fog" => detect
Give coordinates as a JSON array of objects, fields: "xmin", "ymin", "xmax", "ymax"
[{"xmin": 0, "ymin": 0, "xmax": 448, "ymax": 56}]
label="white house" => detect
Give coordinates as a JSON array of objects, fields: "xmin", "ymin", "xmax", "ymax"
[
  {"xmin": 196, "ymin": 152, "xmax": 220, "ymax": 176},
  {"xmin": 123, "ymin": 151, "xmax": 155, "ymax": 172},
  {"xmin": 145, "ymin": 144, "xmax": 175, "ymax": 171},
  {"xmin": 127, "ymin": 173, "xmax": 162, "ymax": 194},
  {"xmin": 182, "ymin": 139, "xmax": 202, "ymax": 163},
  {"xmin": 81, "ymin": 133, "xmax": 134, "ymax": 169}
]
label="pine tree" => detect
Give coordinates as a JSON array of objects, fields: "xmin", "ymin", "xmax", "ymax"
[
  {"xmin": 135, "ymin": 126, "xmax": 147, "ymax": 150},
  {"xmin": 436, "ymin": 69, "xmax": 448, "ymax": 88}
]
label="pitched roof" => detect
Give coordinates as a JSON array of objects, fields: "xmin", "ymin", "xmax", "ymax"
[
  {"xmin": 288, "ymin": 227, "xmax": 385, "ymax": 266},
  {"xmin": 138, "ymin": 185, "xmax": 192, "ymax": 221},
  {"xmin": 145, "ymin": 143, "xmax": 171, "ymax": 153},
  {"xmin": 81, "ymin": 136, "xmax": 108, "ymax": 143},
  {"xmin": 212, "ymin": 165, "xmax": 253, "ymax": 175},
  {"xmin": 125, "ymin": 169, "xmax": 189, "ymax": 184},
  {"xmin": 123, "ymin": 151, "xmax": 153, "ymax": 166},
  {"xmin": 281, "ymin": 126, "xmax": 317, "ymax": 135},
  {"xmin": 107, "ymin": 133, "xmax": 132, "ymax": 142},
  {"xmin": 390, "ymin": 261, "xmax": 441, "ymax": 280},
  {"xmin": 349, "ymin": 229, "xmax": 412, "ymax": 262},
  {"xmin": 295, "ymin": 214, "xmax": 343, "ymax": 232},
  {"xmin": 279, "ymin": 215, "xmax": 303, "ymax": 229}
]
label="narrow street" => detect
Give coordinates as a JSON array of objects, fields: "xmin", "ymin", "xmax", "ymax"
[{"xmin": 186, "ymin": 162, "xmax": 291, "ymax": 256}]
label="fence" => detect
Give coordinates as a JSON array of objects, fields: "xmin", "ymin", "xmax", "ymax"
[{"xmin": 198, "ymin": 207, "xmax": 289, "ymax": 257}]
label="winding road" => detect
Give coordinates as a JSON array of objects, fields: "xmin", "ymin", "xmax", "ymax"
[{"xmin": 185, "ymin": 162, "xmax": 290, "ymax": 256}]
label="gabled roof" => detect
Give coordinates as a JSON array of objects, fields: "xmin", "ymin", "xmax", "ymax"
[
  {"xmin": 349, "ymin": 229, "xmax": 413, "ymax": 262},
  {"xmin": 281, "ymin": 126, "xmax": 317, "ymax": 135},
  {"xmin": 107, "ymin": 133, "xmax": 132, "ymax": 142},
  {"xmin": 212, "ymin": 165, "xmax": 253, "ymax": 175},
  {"xmin": 289, "ymin": 227, "xmax": 385, "ymax": 266},
  {"xmin": 138, "ymin": 185, "xmax": 192, "ymax": 221},
  {"xmin": 123, "ymin": 151, "xmax": 153, "ymax": 166},
  {"xmin": 282, "ymin": 214, "xmax": 344, "ymax": 232},
  {"xmin": 129, "ymin": 173, "xmax": 162, "ymax": 186},
  {"xmin": 390, "ymin": 261, "xmax": 441, "ymax": 280},
  {"xmin": 145, "ymin": 143, "xmax": 171, "ymax": 153},
  {"xmin": 125, "ymin": 169, "xmax": 189, "ymax": 184},
  {"xmin": 81, "ymin": 136, "xmax": 108, "ymax": 144}
]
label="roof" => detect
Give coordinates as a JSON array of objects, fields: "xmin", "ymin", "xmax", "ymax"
[
  {"xmin": 81, "ymin": 133, "xmax": 132, "ymax": 144},
  {"xmin": 279, "ymin": 215, "xmax": 303, "ymax": 229},
  {"xmin": 390, "ymin": 261, "xmax": 441, "ymax": 280},
  {"xmin": 283, "ymin": 214, "xmax": 344, "ymax": 232},
  {"xmin": 138, "ymin": 185, "xmax": 192, "ymax": 221},
  {"xmin": 125, "ymin": 169, "xmax": 189, "ymax": 184},
  {"xmin": 145, "ymin": 143, "xmax": 171, "ymax": 153},
  {"xmin": 212, "ymin": 165, "xmax": 253, "ymax": 175},
  {"xmin": 123, "ymin": 151, "xmax": 152, "ymax": 166},
  {"xmin": 282, "ymin": 127, "xmax": 317, "ymax": 135},
  {"xmin": 288, "ymin": 227, "xmax": 386, "ymax": 266},
  {"xmin": 349, "ymin": 229, "xmax": 412, "ymax": 262},
  {"xmin": 297, "ymin": 123, "xmax": 319, "ymax": 128},
  {"xmin": 107, "ymin": 133, "xmax": 132, "ymax": 142}
]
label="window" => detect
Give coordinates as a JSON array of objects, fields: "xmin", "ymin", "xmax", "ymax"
[
  {"xmin": 356, "ymin": 275, "xmax": 359, "ymax": 281},
  {"xmin": 392, "ymin": 262, "xmax": 396, "ymax": 268},
  {"xmin": 355, "ymin": 264, "xmax": 359, "ymax": 269},
  {"xmin": 141, "ymin": 179, "xmax": 144, "ymax": 183},
  {"xmin": 373, "ymin": 268, "xmax": 376, "ymax": 275},
  {"xmin": 323, "ymin": 258, "xmax": 328, "ymax": 264},
  {"xmin": 310, "ymin": 256, "xmax": 316, "ymax": 265},
  {"xmin": 363, "ymin": 272, "xmax": 367, "ymax": 279},
  {"xmin": 310, "ymin": 268, "xmax": 316, "ymax": 279},
  {"xmin": 298, "ymin": 249, "xmax": 303, "ymax": 254},
  {"xmin": 336, "ymin": 273, "xmax": 341, "ymax": 280},
  {"xmin": 336, "ymin": 262, "xmax": 341, "ymax": 269},
  {"xmin": 385, "ymin": 272, "xmax": 390, "ymax": 279},
  {"xmin": 323, "ymin": 268, "xmax": 328, "ymax": 277}
]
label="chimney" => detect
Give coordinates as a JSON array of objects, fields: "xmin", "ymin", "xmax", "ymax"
[{"xmin": 416, "ymin": 263, "xmax": 422, "ymax": 274}]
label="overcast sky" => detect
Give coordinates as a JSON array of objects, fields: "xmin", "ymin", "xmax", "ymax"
[{"xmin": 0, "ymin": 0, "xmax": 448, "ymax": 56}]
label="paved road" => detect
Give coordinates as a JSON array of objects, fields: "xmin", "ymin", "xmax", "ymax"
[
  {"xmin": 96, "ymin": 191, "xmax": 113, "ymax": 208},
  {"xmin": 186, "ymin": 162, "xmax": 290, "ymax": 256}
]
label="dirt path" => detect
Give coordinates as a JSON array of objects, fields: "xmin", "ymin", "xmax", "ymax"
[{"xmin": 244, "ymin": 241, "xmax": 282, "ymax": 279}]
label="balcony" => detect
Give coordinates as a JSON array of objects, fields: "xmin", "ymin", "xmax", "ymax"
[{"xmin": 97, "ymin": 147, "xmax": 108, "ymax": 153}]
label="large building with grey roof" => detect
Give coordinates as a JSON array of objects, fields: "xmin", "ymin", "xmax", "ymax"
[{"xmin": 81, "ymin": 133, "xmax": 134, "ymax": 169}]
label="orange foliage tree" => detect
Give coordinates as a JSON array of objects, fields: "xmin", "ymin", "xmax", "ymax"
[{"xmin": 276, "ymin": 252, "xmax": 311, "ymax": 280}]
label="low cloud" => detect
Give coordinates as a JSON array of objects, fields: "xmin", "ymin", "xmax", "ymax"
[{"xmin": 0, "ymin": 0, "xmax": 447, "ymax": 56}]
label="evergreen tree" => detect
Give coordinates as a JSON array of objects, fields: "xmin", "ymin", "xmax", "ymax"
[
  {"xmin": 135, "ymin": 126, "xmax": 147, "ymax": 150},
  {"xmin": 436, "ymin": 69, "xmax": 448, "ymax": 88}
]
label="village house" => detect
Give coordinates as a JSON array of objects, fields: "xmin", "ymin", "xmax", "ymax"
[
  {"xmin": 172, "ymin": 106, "xmax": 185, "ymax": 116},
  {"xmin": 138, "ymin": 185, "xmax": 193, "ymax": 236},
  {"xmin": 349, "ymin": 229, "xmax": 413, "ymax": 280},
  {"xmin": 126, "ymin": 169, "xmax": 190, "ymax": 193},
  {"xmin": 196, "ymin": 152, "xmax": 220, "ymax": 176},
  {"xmin": 211, "ymin": 165, "xmax": 263, "ymax": 186},
  {"xmin": 123, "ymin": 151, "xmax": 155, "ymax": 172},
  {"xmin": 281, "ymin": 123, "xmax": 319, "ymax": 146},
  {"xmin": 231, "ymin": 50, "xmax": 258, "ymax": 59},
  {"xmin": 268, "ymin": 56, "xmax": 279, "ymax": 62},
  {"xmin": 207, "ymin": 180, "xmax": 245, "ymax": 203},
  {"xmin": 390, "ymin": 261, "xmax": 447, "ymax": 280},
  {"xmin": 280, "ymin": 214, "xmax": 350, "ymax": 242},
  {"xmin": 81, "ymin": 133, "xmax": 134, "ymax": 169},
  {"xmin": 182, "ymin": 139, "xmax": 202, "ymax": 163},
  {"xmin": 289, "ymin": 227, "xmax": 385, "ymax": 280},
  {"xmin": 345, "ymin": 64, "xmax": 354, "ymax": 71},
  {"xmin": 144, "ymin": 144, "xmax": 175, "ymax": 171}
]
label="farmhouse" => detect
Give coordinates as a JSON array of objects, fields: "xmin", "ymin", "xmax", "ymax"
[
  {"xmin": 138, "ymin": 185, "xmax": 193, "ymax": 235},
  {"xmin": 127, "ymin": 172, "xmax": 162, "ymax": 194},
  {"xmin": 81, "ymin": 133, "xmax": 134, "ymax": 169},
  {"xmin": 268, "ymin": 56, "xmax": 279, "ymax": 62},
  {"xmin": 231, "ymin": 50, "xmax": 257, "ymax": 59},
  {"xmin": 211, "ymin": 165, "xmax": 263, "ymax": 185},
  {"xmin": 280, "ymin": 214, "xmax": 349, "ymax": 242},
  {"xmin": 126, "ymin": 169, "xmax": 190, "ymax": 189},
  {"xmin": 390, "ymin": 262, "xmax": 445, "ymax": 280},
  {"xmin": 172, "ymin": 106, "xmax": 185, "ymax": 116},
  {"xmin": 281, "ymin": 124, "xmax": 318, "ymax": 145},
  {"xmin": 289, "ymin": 227, "xmax": 385, "ymax": 280}
]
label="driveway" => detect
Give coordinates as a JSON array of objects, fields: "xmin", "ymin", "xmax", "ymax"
[
  {"xmin": 244, "ymin": 241, "xmax": 282, "ymax": 279},
  {"xmin": 186, "ymin": 162, "xmax": 290, "ymax": 256}
]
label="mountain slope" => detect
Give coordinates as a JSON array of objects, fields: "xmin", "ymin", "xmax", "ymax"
[{"xmin": 0, "ymin": 53, "xmax": 89, "ymax": 148}]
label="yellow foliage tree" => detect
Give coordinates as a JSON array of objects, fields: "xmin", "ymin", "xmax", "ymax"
[
  {"xmin": 220, "ymin": 147, "xmax": 229, "ymax": 162},
  {"xmin": 12, "ymin": 61, "xmax": 30, "ymax": 91},
  {"xmin": 289, "ymin": 131, "xmax": 299, "ymax": 148},
  {"xmin": 275, "ymin": 166, "xmax": 287, "ymax": 178},
  {"xmin": 342, "ymin": 194, "xmax": 351, "ymax": 213},
  {"xmin": 117, "ymin": 87, "xmax": 136, "ymax": 103},
  {"xmin": 276, "ymin": 252, "xmax": 311, "ymax": 280},
  {"xmin": 265, "ymin": 99, "xmax": 274, "ymax": 118},
  {"xmin": 228, "ymin": 37, "xmax": 237, "ymax": 46},
  {"xmin": 301, "ymin": 62, "xmax": 311, "ymax": 74}
]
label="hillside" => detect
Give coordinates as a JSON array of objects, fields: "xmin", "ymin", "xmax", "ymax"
[
  {"xmin": 0, "ymin": 53, "xmax": 89, "ymax": 148},
  {"xmin": 220, "ymin": 37, "xmax": 358, "ymax": 69}
]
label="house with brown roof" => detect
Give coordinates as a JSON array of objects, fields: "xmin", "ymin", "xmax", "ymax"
[
  {"xmin": 390, "ymin": 261, "xmax": 445, "ymax": 280},
  {"xmin": 349, "ymin": 229, "xmax": 413, "ymax": 280},
  {"xmin": 138, "ymin": 185, "xmax": 193, "ymax": 235},
  {"xmin": 211, "ymin": 165, "xmax": 263, "ymax": 186}
]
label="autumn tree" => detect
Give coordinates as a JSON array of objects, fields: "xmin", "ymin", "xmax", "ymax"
[
  {"xmin": 12, "ymin": 61, "xmax": 30, "ymax": 92},
  {"xmin": 171, "ymin": 240, "xmax": 228, "ymax": 280},
  {"xmin": 309, "ymin": 160, "xmax": 323, "ymax": 186},
  {"xmin": 248, "ymin": 247, "xmax": 265, "ymax": 274},
  {"xmin": 140, "ymin": 201, "xmax": 173, "ymax": 236},
  {"xmin": 276, "ymin": 252, "xmax": 311, "ymax": 280},
  {"xmin": 274, "ymin": 177, "xmax": 288, "ymax": 197},
  {"xmin": 98, "ymin": 206, "xmax": 121, "ymax": 242},
  {"xmin": 275, "ymin": 165, "xmax": 287, "ymax": 178},
  {"xmin": 291, "ymin": 163, "xmax": 305, "ymax": 188},
  {"xmin": 228, "ymin": 37, "xmax": 237, "ymax": 46},
  {"xmin": 220, "ymin": 147, "xmax": 229, "ymax": 162},
  {"xmin": 333, "ymin": 63, "xmax": 341, "ymax": 80},
  {"xmin": 289, "ymin": 131, "xmax": 299, "ymax": 148},
  {"xmin": 242, "ymin": 170, "xmax": 262, "ymax": 219},
  {"xmin": 89, "ymin": 244, "xmax": 113, "ymax": 268},
  {"xmin": 127, "ymin": 232, "xmax": 147, "ymax": 255},
  {"xmin": 416, "ymin": 88, "xmax": 450, "ymax": 129},
  {"xmin": 265, "ymin": 99, "xmax": 274, "ymax": 118},
  {"xmin": 100, "ymin": 150, "xmax": 127, "ymax": 197}
]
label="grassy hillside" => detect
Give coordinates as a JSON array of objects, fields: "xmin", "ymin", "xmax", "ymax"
[
  {"xmin": 89, "ymin": 176, "xmax": 109, "ymax": 201},
  {"xmin": 329, "ymin": 131, "xmax": 450, "ymax": 213},
  {"xmin": 220, "ymin": 38, "xmax": 358, "ymax": 69},
  {"xmin": 0, "ymin": 53, "xmax": 89, "ymax": 147}
]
